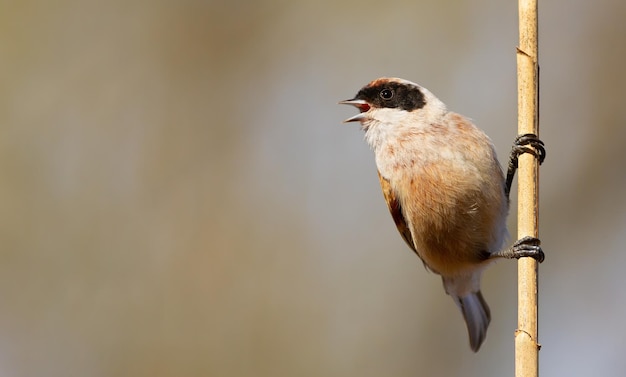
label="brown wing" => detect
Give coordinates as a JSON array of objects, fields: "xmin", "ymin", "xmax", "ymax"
[{"xmin": 377, "ymin": 171, "xmax": 417, "ymax": 253}]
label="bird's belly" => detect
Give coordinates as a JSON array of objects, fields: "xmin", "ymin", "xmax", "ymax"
[{"xmin": 398, "ymin": 167, "xmax": 505, "ymax": 276}]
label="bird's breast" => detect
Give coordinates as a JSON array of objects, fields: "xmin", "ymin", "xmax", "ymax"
[{"xmin": 373, "ymin": 131, "xmax": 507, "ymax": 276}]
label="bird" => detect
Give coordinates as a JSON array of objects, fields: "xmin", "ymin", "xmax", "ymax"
[{"xmin": 339, "ymin": 77, "xmax": 544, "ymax": 352}]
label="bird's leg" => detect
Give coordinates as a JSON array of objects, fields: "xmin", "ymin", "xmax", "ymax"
[
  {"xmin": 504, "ymin": 133, "xmax": 546, "ymax": 200},
  {"xmin": 491, "ymin": 236, "xmax": 545, "ymax": 263},
  {"xmin": 500, "ymin": 134, "xmax": 546, "ymax": 263}
]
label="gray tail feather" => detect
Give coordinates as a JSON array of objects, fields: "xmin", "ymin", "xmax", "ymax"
[{"xmin": 456, "ymin": 291, "xmax": 491, "ymax": 352}]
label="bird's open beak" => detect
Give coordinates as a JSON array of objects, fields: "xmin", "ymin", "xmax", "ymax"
[{"xmin": 338, "ymin": 99, "xmax": 371, "ymax": 123}]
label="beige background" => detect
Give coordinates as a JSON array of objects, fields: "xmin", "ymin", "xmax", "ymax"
[{"xmin": 2, "ymin": 0, "xmax": 625, "ymax": 376}]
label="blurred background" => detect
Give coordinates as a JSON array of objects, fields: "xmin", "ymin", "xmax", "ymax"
[{"xmin": 2, "ymin": 0, "xmax": 625, "ymax": 376}]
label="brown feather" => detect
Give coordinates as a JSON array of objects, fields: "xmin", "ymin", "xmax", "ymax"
[{"xmin": 377, "ymin": 171, "xmax": 417, "ymax": 253}]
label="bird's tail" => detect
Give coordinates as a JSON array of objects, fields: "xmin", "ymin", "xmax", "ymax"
[{"xmin": 452, "ymin": 290, "xmax": 491, "ymax": 352}]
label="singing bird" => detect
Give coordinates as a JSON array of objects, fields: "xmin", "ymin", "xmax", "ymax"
[{"xmin": 340, "ymin": 77, "xmax": 544, "ymax": 351}]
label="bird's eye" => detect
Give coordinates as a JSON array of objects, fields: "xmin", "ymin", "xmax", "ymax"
[{"xmin": 380, "ymin": 89, "xmax": 394, "ymax": 100}]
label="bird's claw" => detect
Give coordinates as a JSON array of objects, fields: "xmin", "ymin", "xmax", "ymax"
[
  {"xmin": 510, "ymin": 133, "xmax": 546, "ymax": 168},
  {"xmin": 505, "ymin": 133, "xmax": 546, "ymax": 199},
  {"xmin": 492, "ymin": 236, "xmax": 545, "ymax": 263}
]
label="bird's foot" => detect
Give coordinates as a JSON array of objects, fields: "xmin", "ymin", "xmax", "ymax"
[
  {"xmin": 505, "ymin": 133, "xmax": 546, "ymax": 198},
  {"xmin": 491, "ymin": 236, "xmax": 545, "ymax": 263}
]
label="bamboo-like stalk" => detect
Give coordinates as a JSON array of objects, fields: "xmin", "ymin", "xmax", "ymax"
[{"xmin": 516, "ymin": 0, "xmax": 540, "ymax": 376}]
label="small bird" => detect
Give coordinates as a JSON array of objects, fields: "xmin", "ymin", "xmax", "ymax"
[{"xmin": 340, "ymin": 77, "xmax": 544, "ymax": 351}]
